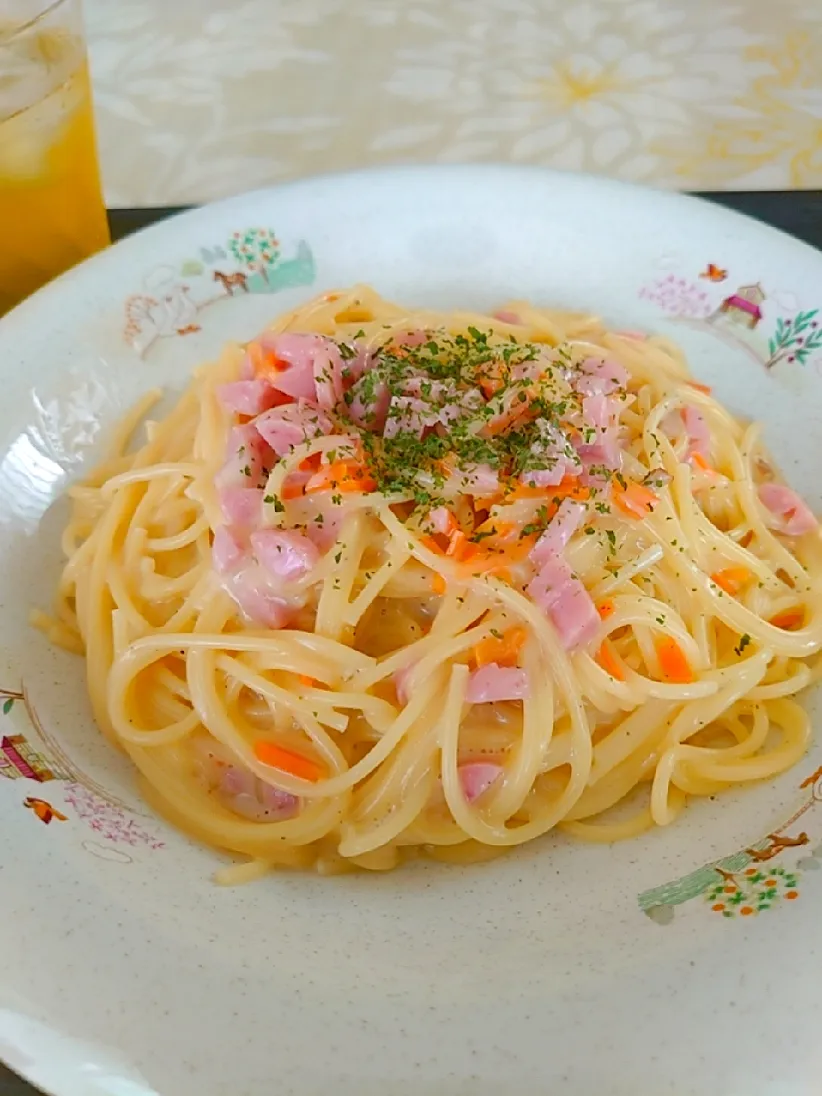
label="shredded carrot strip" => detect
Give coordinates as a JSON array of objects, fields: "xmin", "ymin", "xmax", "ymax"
[
  {"xmin": 688, "ymin": 381, "xmax": 713, "ymax": 395},
  {"xmin": 254, "ymin": 741, "xmax": 325, "ymax": 782},
  {"xmin": 472, "ymin": 627, "xmax": 528, "ymax": 669},
  {"xmin": 595, "ymin": 639, "xmax": 625, "ymax": 681},
  {"xmin": 612, "ymin": 479, "xmax": 659, "ymax": 519},
  {"xmin": 597, "ymin": 598, "xmax": 615, "ymax": 620},
  {"xmin": 710, "ymin": 566, "xmax": 752, "ymax": 596},
  {"xmin": 299, "ymin": 452, "xmax": 322, "ymax": 473},
  {"xmin": 508, "ymin": 476, "xmax": 591, "ymax": 504},
  {"xmin": 304, "ymin": 460, "xmax": 376, "ymax": 494},
  {"xmin": 247, "ymin": 341, "xmax": 286, "ymax": 376},
  {"xmin": 480, "ymin": 377, "xmax": 503, "ymax": 399},
  {"xmin": 419, "ymin": 534, "xmax": 447, "ymax": 556},
  {"xmin": 281, "ymin": 481, "xmax": 304, "ymax": 501},
  {"xmin": 298, "ymin": 674, "xmax": 316, "ymax": 688},
  {"xmin": 438, "ymin": 509, "xmax": 459, "ymax": 535},
  {"xmin": 769, "ymin": 608, "xmax": 805, "ymax": 630},
  {"xmin": 431, "ymin": 573, "xmax": 447, "ymax": 595},
  {"xmin": 445, "ymin": 529, "xmax": 469, "ymax": 558},
  {"xmin": 655, "ymin": 635, "xmax": 695, "ymax": 684},
  {"xmin": 690, "ymin": 452, "xmax": 714, "ymax": 473}
]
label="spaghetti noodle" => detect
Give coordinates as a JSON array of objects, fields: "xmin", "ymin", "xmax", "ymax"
[{"xmin": 38, "ymin": 286, "xmax": 822, "ymax": 878}]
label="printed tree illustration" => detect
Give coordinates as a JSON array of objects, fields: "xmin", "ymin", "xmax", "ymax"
[
  {"xmin": 228, "ymin": 227, "xmax": 280, "ymax": 284},
  {"xmin": 0, "ymin": 687, "xmax": 22, "ymax": 715},
  {"xmin": 765, "ymin": 310, "xmax": 822, "ymax": 369},
  {"xmin": 705, "ymin": 864, "xmax": 800, "ymax": 918}
]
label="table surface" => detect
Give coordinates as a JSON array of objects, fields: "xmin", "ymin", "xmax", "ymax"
[
  {"xmin": 79, "ymin": 0, "xmax": 822, "ymax": 205},
  {"xmin": 1, "ymin": 189, "xmax": 822, "ymax": 1096}
]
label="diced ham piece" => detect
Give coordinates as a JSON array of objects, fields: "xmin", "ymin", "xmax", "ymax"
[
  {"xmin": 526, "ymin": 556, "xmax": 599, "ymax": 650},
  {"xmin": 428, "ymin": 506, "xmax": 456, "ymax": 535},
  {"xmin": 250, "ymin": 529, "xmax": 320, "ymax": 581},
  {"xmin": 216, "ymin": 379, "xmax": 285, "ymax": 417},
  {"xmin": 684, "ymin": 406, "xmax": 710, "ymax": 461},
  {"xmin": 576, "ymin": 356, "xmax": 628, "ymax": 394},
  {"xmin": 256, "ymin": 332, "xmax": 341, "ymax": 404},
  {"xmin": 227, "ymin": 785, "xmax": 300, "ymax": 822},
  {"xmin": 458, "ymin": 761, "xmax": 504, "ymax": 802},
  {"xmin": 758, "ymin": 483, "xmax": 818, "ymax": 537},
  {"xmin": 311, "ymin": 342, "xmax": 345, "ymax": 411},
  {"xmin": 392, "ymin": 330, "xmax": 429, "ymax": 349},
  {"xmin": 466, "ymin": 664, "xmax": 531, "ymax": 703},
  {"xmin": 577, "ymin": 392, "xmax": 622, "ymax": 470},
  {"xmin": 340, "ymin": 343, "xmax": 371, "ymax": 384},
  {"xmin": 384, "ymin": 394, "xmax": 440, "ymax": 440},
  {"xmin": 394, "ymin": 664, "xmax": 414, "ymax": 706},
  {"xmin": 521, "ymin": 422, "xmax": 581, "ymax": 487},
  {"xmin": 347, "ymin": 373, "xmax": 390, "ymax": 433},
  {"xmin": 574, "ymin": 374, "xmax": 614, "ymax": 399},
  {"xmin": 218, "ymin": 486, "xmax": 263, "ymax": 528},
  {"xmin": 218, "ymin": 423, "xmax": 273, "ymax": 490},
  {"xmin": 222, "ymin": 567, "xmax": 294, "ymax": 629},
  {"xmin": 194, "ymin": 739, "xmax": 301, "ymax": 821},
  {"xmin": 452, "ymin": 462, "xmax": 500, "ymax": 497},
  {"xmin": 582, "ymin": 392, "xmax": 616, "ymax": 431},
  {"xmin": 254, "ymin": 401, "xmax": 333, "ymax": 457},
  {"xmin": 212, "ymin": 525, "xmax": 245, "ymax": 574},
  {"xmin": 529, "ymin": 499, "xmax": 586, "ymax": 567},
  {"xmin": 299, "ymin": 498, "xmax": 344, "ymax": 551},
  {"xmin": 220, "ymin": 766, "xmax": 299, "ymax": 822}
]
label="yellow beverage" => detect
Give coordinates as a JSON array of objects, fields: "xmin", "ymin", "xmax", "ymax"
[{"xmin": 0, "ymin": 16, "xmax": 109, "ymax": 314}]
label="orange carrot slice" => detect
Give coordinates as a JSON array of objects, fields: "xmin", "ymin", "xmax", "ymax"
[
  {"xmin": 655, "ymin": 635, "xmax": 695, "ymax": 684},
  {"xmin": 419, "ymin": 534, "xmax": 447, "ymax": 556},
  {"xmin": 769, "ymin": 608, "xmax": 805, "ymax": 630},
  {"xmin": 480, "ymin": 377, "xmax": 503, "ymax": 399},
  {"xmin": 254, "ymin": 740, "xmax": 325, "ymax": 782},
  {"xmin": 612, "ymin": 479, "xmax": 659, "ymax": 519},
  {"xmin": 711, "ymin": 566, "xmax": 752, "ymax": 596},
  {"xmin": 304, "ymin": 460, "xmax": 376, "ymax": 495},
  {"xmin": 299, "ymin": 452, "xmax": 322, "ymax": 473},
  {"xmin": 247, "ymin": 340, "xmax": 289, "ymax": 379},
  {"xmin": 431, "ymin": 573, "xmax": 447, "ymax": 595},
  {"xmin": 508, "ymin": 476, "xmax": 591, "ymax": 504},
  {"xmin": 688, "ymin": 382, "xmax": 712, "ymax": 395},
  {"xmin": 597, "ymin": 598, "xmax": 615, "ymax": 620},
  {"xmin": 280, "ymin": 481, "xmax": 305, "ymax": 501},
  {"xmin": 596, "ymin": 639, "xmax": 625, "ymax": 681},
  {"xmin": 472, "ymin": 626, "xmax": 528, "ymax": 669},
  {"xmin": 690, "ymin": 452, "xmax": 714, "ymax": 474}
]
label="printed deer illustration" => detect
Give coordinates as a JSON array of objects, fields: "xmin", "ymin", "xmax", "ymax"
[{"xmin": 745, "ymin": 832, "xmax": 810, "ymax": 862}]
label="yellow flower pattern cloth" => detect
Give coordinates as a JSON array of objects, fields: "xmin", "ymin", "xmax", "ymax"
[{"xmin": 83, "ymin": 0, "xmax": 822, "ymax": 204}]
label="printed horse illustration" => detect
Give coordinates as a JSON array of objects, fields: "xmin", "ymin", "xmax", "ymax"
[{"xmin": 213, "ymin": 270, "xmax": 249, "ymax": 296}]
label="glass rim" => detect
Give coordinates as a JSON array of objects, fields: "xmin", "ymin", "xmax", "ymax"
[{"xmin": 0, "ymin": 0, "xmax": 72, "ymax": 45}]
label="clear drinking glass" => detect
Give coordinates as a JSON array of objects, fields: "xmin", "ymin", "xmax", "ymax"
[{"xmin": 0, "ymin": 0, "xmax": 109, "ymax": 313}]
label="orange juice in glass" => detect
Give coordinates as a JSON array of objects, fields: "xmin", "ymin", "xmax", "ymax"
[{"xmin": 0, "ymin": 0, "xmax": 109, "ymax": 313}]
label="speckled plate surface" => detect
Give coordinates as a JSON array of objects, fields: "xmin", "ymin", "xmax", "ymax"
[{"xmin": 2, "ymin": 167, "xmax": 822, "ymax": 1096}]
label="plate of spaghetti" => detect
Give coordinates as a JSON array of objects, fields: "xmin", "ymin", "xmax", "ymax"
[{"xmin": 2, "ymin": 167, "xmax": 822, "ymax": 1096}]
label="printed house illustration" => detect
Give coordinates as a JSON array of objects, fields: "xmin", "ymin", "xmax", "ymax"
[
  {"xmin": 711, "ymin": 283, "xmax": 765, "ymax": 330},
  {"xmin": 0, "ymin": 734, "xmax": 70, "ymax": 782}
]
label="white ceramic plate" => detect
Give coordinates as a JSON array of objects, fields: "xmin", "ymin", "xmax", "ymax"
[{"xmin": 2, "ymin": 167, "xmax": 822, "ymax": 1096}]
